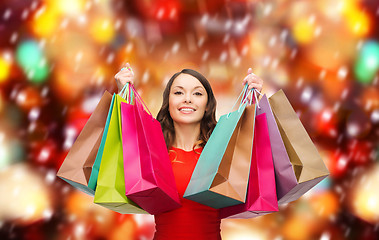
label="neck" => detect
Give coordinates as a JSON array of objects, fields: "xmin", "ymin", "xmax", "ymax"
[{"xmin": 172, "ymin": 122, "xmax": 201, "ymax": 151}]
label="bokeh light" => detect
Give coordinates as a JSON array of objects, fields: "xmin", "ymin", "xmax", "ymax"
[
  {"xmin": 30, "ymin": 8, "xmax": 59, "ymax": 38},
  {"xmin": 0, "ymin": 57, "xmax": 11, "ymax": 83},
  {"xmin": 16, "ymin": 41, "xmax": 43, "ymax": 71},
  {"xmin": 14, "ymin": 86, "xmax": 43, "ymax": 111},
  {"xmin": 0, "ymin": 132, "xmax": 10, "ymax": 169},
  {"xmin": 309, "ymin": 191, "xmax": 339, "ymax": 218},
  {"xmin": 354, "ymin": 40, "xmax": 379, "ymax": 84},
  {"xmin": 342, "ymin": 1, "xmax": 371, "ymax": 36},
  {"xmin": 89, "ymin": 17, "xmax": 116, "ymax": 44},
  {"xmin": 15, "ymin": 40, "xmax": 49, "ymax": 84},
  {"xmin": 350, "ymin": 163, "xmax": 379, "ymax": 223},
  {"xmin": 222, "ymin": 221, "xmax": 270, "ymax": 240},
  {"xmin": 362, "ymin": 86, "xmax": 379, "ymax": 112},
  {"xmin": 48, "ymin": 0, "xmax": 86, "ymax": 16},
  {"xmin": 0, "ymin": 164, "xmax": 52, "ymax": 225},
  {"xmin": 292, "ymin": 18, "xmax": 316, "ymax": 44}
]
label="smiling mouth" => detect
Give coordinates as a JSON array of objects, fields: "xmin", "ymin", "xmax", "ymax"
[{"xmin": 179, "ymin": 107, "xmax": 195, "ymax": 112}]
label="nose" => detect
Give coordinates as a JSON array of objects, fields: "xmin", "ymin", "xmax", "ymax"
[{"xmin": 184, "ymin": 93, "xmax": 192, "ymax": 103}]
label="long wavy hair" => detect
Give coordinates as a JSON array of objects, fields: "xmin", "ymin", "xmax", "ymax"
[{"xmin": 156, "ymin": 69, "xmax": 217, "ymax": 150}]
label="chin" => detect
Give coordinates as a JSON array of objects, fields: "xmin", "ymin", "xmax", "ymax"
[
  {"xmin": 172, "ymin": 117, "xmax": 203, "ymax": 125},
  {"xmin": 170, "ymin": 111, "xmax": 201, "ymax": 122},
  {"xmin": 175, "ymin": 120, "xmax": 202, "ymax": 125}
]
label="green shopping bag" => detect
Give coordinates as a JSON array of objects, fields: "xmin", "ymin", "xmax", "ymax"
[
  {"xmin": 94, "ymin": 85, "xmax": 147, "ymax": 214},
  {"xmin": 184, "ymin": 85, "xmax": 255, "ymax": 208}
]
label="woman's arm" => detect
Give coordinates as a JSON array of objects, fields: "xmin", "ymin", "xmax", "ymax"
[{"xmin": 114, "ymin": 62, "xmax": 135, "ymax": 93}]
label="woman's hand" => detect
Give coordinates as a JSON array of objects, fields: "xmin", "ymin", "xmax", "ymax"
[
  {"xmin": 242, "ymin": 68, "xmax": 263, "ymax": 93},
  {"xmin": 114, "ymin": 63, "xmax": 135, "ymax": 93}
]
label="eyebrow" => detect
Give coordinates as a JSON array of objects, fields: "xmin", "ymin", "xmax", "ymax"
[{"xmin": 172, "ymin": 86, "xmax": 205, "ymax": 90}]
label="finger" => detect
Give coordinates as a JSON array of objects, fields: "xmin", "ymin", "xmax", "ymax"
[
  {"xmin": 247, "ymin": 68, "xmax": 253, "ymax": 75},
  {"xmin": 120, "ymin": 71, "xmax": 134, "ymax": 77},
  {"xmin": 242, "ymin": 76, "xmax": 247, "ymax": 85},
  {"xmin": 114, "ymin": 72, "xmax": 120, "ymax": 80},
  {"xmin": 248, "ymin": 82, "xmax": 261, "ymax": 89},
  {"xmin": 126, "ymin": 62, "xmax": 131, "ymax": 70},
  {"xmin": 114, "ymin": 74, "xmax": 128, "ymax": 84},
  {"xmin": 247, "ymin": 83, "xmax": 262, "ymax": 90},
  {"xmin": 118, "ymin": 80, "xmax": 133, "ymax": 87},
  {"xmin": 120, "ymin": 67, "xmax": 129, "ymax": 72},
  {"xmin": 119, "ymin": 76, "xmax": 134, "ymax": 84},
  {"xmin": 246, "ymin": 76, "xmax": 262, "ymax": 85},
  {"xmin": 126, "ymin": 63, "xmax": 134, "ymax": 74},
  {"xmin": 242, "ymin": 75, "xmax": 251, "ymax": 85},
  {"xmin": 119, "ymin": 72, "xmax": 134, "ymax": 81}
]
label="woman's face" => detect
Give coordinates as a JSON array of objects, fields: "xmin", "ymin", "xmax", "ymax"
[{"xmin": 168, "ymin": 74, "xmax": 208, "ymax": 125}]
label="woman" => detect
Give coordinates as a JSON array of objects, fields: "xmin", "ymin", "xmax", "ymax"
[{"xmin": 114, "ymin": 63, "xmax": 263, "ymax": 239}]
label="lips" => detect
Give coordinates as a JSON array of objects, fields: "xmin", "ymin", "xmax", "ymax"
[{"xmin": 179, "ymin": 107, "xmax": 196, "ymax": 112}]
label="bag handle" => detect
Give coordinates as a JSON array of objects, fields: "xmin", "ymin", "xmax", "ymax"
[
  {"xmin": 118, "ymin": 83, "xmax": 128, "ymax": 98},
  {"xmin": 130, "ymin": 85, "xmax": 153, "ymax": 116},
  {"xmin": 252, "ymin": 88, "xmax": 263, "ymax": 108},
  {"xmin": 242, "ymin": 87, "xmax": 263, "ymax": 107},
  {"xmin": 231, "ymin": 84, "xmax": 248, "ymax": 110},
  {"xmin": 118, "ymin": 83, "xmax": 134, "ymax": 104},
  {"xmin": 227, "ymin": 84, "xmax": 252, "ymax": 118}
]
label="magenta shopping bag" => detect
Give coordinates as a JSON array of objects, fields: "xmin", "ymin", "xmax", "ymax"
[
  {"xmin": 219, "ymin": 112, "xmax": 278, "ymax": 219},
  {"xmin": 256, "ymin": 95, "xmax": 298, "ymax": 204},
  {"xmin": 121, "ymin": 86, "xmax": 181, "ymax": 215}
]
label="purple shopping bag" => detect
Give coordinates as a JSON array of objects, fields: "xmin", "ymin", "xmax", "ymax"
[
  {"xmin": 219, "ymin": 112, "xmax": 278, "ymax": 219},
  {"xmin": 268, "ymin": 90, "xmax": 329, "ymax": 204},
  {"xmin": 256, "ymin": 95, "xmax": 298, "ymax": 204},
  {"xmin": 121, "ymin": 86, "xmax": 181, "ymax": 215}
]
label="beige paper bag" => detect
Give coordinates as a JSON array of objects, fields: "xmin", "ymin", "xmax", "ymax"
[{"xmin": 269, "ymin": 89, "xmax": 329, "ymax": 203}]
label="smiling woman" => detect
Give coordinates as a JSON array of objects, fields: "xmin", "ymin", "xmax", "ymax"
[
  {"xmin": 113, "ymin": 64, "xmax": 264, "ymax": 239},
  {"xmin": 169, "ymin": 75, "xmax": 209, "ymax": 141},
  {"xmin": 158, "ymin": 69, "xmax": 217, "ymax": 151}
]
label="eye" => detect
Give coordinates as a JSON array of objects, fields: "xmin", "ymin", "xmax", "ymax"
[
  {"xmin": 174, "ymin": 91, "xmax": 183, "ymax": 95},
  {"xmin": 194, "ymin": 92, "xmax": 203, "ymax": 96}
]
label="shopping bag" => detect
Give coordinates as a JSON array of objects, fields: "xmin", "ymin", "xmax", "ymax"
[
  {"xmin": 57, "ymin": 91, "xmax": 112, "ymax": 196},
  {"xmin": 94, "ymin": 85, "xmax": 147, "ymax": 214},
  {"xmin": 220, "ymin": 112, "xmax": 278, "ymax": 219},
  {"xmin": 256, "ymin": 94, "xmax": 298, "ymax": 204},
  {"xmin": 268, "ymin": 89, "xmax": 329, "ymax": 203},
  {"xmin": 121, "ymin": 86, "xmax": 181, "ymax": 215},
  {"xmin": 87, "ymin": 94, "xmax": 115, "ymax": 191},
  {"xmin": 184, "ymin": 86, "xmax": 255, "ymax": 208}
]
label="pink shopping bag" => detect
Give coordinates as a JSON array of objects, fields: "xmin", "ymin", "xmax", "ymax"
[
  {"xmin": 219, "ymin": 112, "xmax": 278, "ymax": 219},
  {"xmin": 121, "ymin": 86, "xmax": 181, "ymax": 215},
  {"xmin": 256, "ymin": 95, "xmax": 298, "ymax": 204}
]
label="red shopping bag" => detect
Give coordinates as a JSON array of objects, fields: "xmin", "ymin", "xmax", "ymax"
[
  {"xmin": 219, "ymin": 112, "xmax": 278, "ymax": 219},
  {"xmin": 121, "ymin": 85, "xmax": 181, "ymax": 215}
]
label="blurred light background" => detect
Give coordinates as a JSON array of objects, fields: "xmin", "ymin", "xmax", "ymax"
[{"xmin": 0, "ymin": 0, "xmax": 378, "ymax": 239}]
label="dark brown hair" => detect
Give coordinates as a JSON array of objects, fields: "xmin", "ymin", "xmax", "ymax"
[{"xmin": 156, "ymin": 69, "xmax": 217, "ymax": 150}]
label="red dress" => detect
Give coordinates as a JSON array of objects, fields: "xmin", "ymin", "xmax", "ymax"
[{"xmin": 153, "ymin": 147, "xmax": 221, "ymax": 240}]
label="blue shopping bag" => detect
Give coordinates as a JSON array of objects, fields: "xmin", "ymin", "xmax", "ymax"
[{"xmin": 184, "ymin": 85, "xmax": 256, "ymax": 208}]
